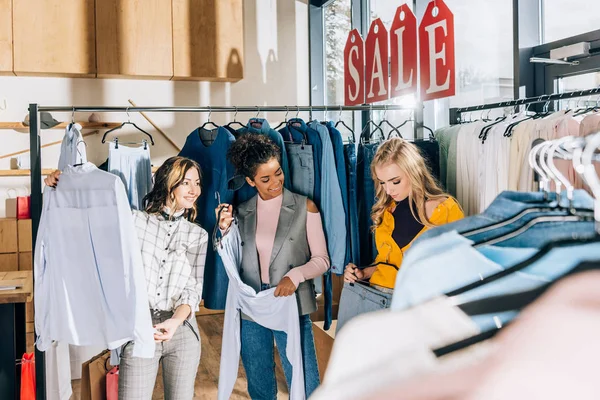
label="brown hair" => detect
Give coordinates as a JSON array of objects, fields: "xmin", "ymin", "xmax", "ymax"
[{"xmin": 143, "ymin": 156, "xmax": 202, "ymax": 221}]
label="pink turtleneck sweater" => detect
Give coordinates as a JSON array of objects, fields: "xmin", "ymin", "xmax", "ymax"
[{"xmin": 256, "ymin": 194, "xmax": 330, "ymax": 287}]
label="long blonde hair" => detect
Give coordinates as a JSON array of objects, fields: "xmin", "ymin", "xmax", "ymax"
[{"xmin": 370, "ymin": 138, "xmax": 450, "ymax": 230}]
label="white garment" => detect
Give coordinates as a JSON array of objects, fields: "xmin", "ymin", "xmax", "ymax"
[
  {"xmin": 34, "ymin": 162, "xmax": 154, "ymax": 359},
  {"xmin": 216, "ymin": 224, "xmax": 305, "ymax": 400},
  {"xmin": 311, "ymin": 297, "xmax": 489, "ymax": 400},
  {"xmin": 45, "ymin": 341, "xmax": 72, "ymax": 400},
  {"xmin": 57, "ymin": 123, "xmax": 86, "ymax": 170},
  {"xmin": 456, "ymin": 122, "xmax": 485, "ymax": 216}
]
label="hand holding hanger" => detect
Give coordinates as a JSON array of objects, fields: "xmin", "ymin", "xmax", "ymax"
[{"xmin": 343, "ymin": 263, "xmax": 365, "ymax": 283}]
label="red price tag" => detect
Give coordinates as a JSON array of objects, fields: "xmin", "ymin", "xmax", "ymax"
[
  {"xmin": 419, "ymin": 0, "xmax": 455, "ymax": 101},
  {"xmin": 390, "ymin": 4, "xmax": 418, "ymax": 98},
  {"xmin": 365, "ymin": 18, "xmax": 389, "ymax": 104},
  {"xmin": 344, "ymin": 29, "xmax": 365, "ymax": 106}
]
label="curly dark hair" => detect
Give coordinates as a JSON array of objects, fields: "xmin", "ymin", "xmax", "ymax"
[
  {"xmin": 227, "ymin": 134, "xmax": 281, "ymax": 179},
  {"xmin": 143, "ymin": 156, "xmax": 202, "ymax": 221}
]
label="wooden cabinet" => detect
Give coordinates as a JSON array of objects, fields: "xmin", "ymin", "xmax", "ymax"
[
  {"xmin": 172, "ymin": 0, "xmax": 244, "ymax": 81},
  {"xmin": 0, "ymin": 0, "xmax": 13, "ymax": 75},
  {"xmin": 12, "ymin": 0, "xmax": 96, "ymax": 77},
  {"xmin": 96, "ymin": 0, "xmax": 173, "ymax": 79},
  {"xmin": 7, "ymin": 0, "xmax": 243, "ymax": 80}
]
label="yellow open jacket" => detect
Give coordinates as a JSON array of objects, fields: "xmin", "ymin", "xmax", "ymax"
[{"xmin": 369, "ymin": 197, "xmax": 464, "ymax": 289}]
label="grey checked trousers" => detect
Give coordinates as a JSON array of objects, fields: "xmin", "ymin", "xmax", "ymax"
[{"xmin": 118, "ymin": 310, "xmax": 201, "ymax": 400}]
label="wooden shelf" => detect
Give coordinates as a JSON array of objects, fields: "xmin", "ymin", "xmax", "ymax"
[
  {"xmin": 0, "ymin": 166, "xmax": 158, "ymax": 177},
  {"xmin": 0, "ymin": 169, "xmax": 56, "ymax": 176},
  {"xmin": 0, "ymin": 122, "xmax": 122, "ymax": 130}
]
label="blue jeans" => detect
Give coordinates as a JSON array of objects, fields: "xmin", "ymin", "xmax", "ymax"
[
  {"xmin": 344, "ymin": 143, "xmax": 360, "ymax": 265},
  {"xmin": 279, "ymin": 119, "xmax": 323, "ymax": 207},
  {"xmin": 240, "ymin": 291, "xmax": 320, "ymax": 399},
  {"xmin": 336, "ymin": 282, "xmax": 392, "ymax": 334},
  {"xmin": 357, "ymin": 143, "xmax": 379, "ymax": 266},
  {"xmin": 327, "ymin": 122, "xmax": 351, "ymax": 267},
  {"xmin": 286, "ymin": 143, "xmax": 315, "ymax": 201}
]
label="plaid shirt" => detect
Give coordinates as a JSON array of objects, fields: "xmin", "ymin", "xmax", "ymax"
[{"xmin": 132, "ymin": 210, "xmax": 208, "ymax": 314}]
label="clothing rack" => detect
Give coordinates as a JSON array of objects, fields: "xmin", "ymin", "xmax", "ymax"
[
  {"xmin": 448, "ymin": 87, "xmax": 600, "ymax": 125},
  {"xmin": 26, "ymin": 102, "xmax": 411, "ymax": 399}
]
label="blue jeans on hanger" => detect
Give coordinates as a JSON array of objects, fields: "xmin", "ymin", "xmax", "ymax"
[
  {"xmin": 286, "ymin": 143, "xmax": 315, "ymax": 200},
  {"xmin": 344, "ymin": 143, "xmax": 360, "ymax": 266},
  {"xmin": 240, "ymin": 285, "xmax": 320, "ymax": 399},
  {"xmin": 414, "ymin": 190, "xmax": 595, "ymax": 247},
  {"xmin": 357, "ymin": 142, "xmax": 379, "ymax": 267},
  {"xmin": 326, "ymin": 122, "xmax": 351, "ymax": 267}
]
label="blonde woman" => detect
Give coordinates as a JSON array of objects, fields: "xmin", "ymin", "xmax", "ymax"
[{"xmin": 344, "ymin": 138, "xmax": 464, "ymax": 291}]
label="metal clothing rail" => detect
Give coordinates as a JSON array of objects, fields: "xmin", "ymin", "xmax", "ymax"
[
  {"xmin": 37, "ymin": 104, "xmax": 412, "ymax": 113},
  {"xmin": 26, "ymin": 102, "xmax": 412, "ymax": 399},
  {"xmin": 449, "ymin": 87, "xmax": 600, "ymax": 124}
]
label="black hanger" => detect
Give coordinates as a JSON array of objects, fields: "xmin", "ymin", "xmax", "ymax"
[
  {"xmin": 198, "ymin": 107, "xmax": 220, "ymax": 131},
  {"xmin": 504, "ymin": 102, "xmax": 535, "ymax": 137},
  {"xmin": 336, "ymin": 120, "xmax": 355, "ymax": 144},
  {"xmin": 274, "ymin": 106, "xmax": 291, "ymax": 131},
  {"xmin": 111, "ymin": 137, "xmax": 149, "ymax": 150},
  {"xmin": 332, "ymin": 107, "xmax": 355, "ymax": 143},
  {"xmin": 433, "ymin": 259, "xmax": 600, "ymax": 357},
  {"xmin": 102, "ymin": 108, "xmax": 154, "ymax": 145},
  {"xmin": 360, "ymin": 119, "xmax": 385, "ymax": 144},
  {"xmin": 348, "ymin": 261, "xmax": 398, "ymax": 287},
  {"xmin": 225, "ymin": 106, "xmax": 246, "ymax": 130},
  {"xmin": 479, "ymin": 115, "xmax": 506, "ymax": 142},
  {"xmin": 72, "ymin": 139, "xmax": 87, "ymax": 167}
]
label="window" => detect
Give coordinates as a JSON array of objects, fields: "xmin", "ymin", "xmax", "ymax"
[
  {"xmin": 543, "ymin": 0, "xmax": 600, "ymax": 43},
  {"xmin": 555, "ymin": 71, "xmax": 600, "ymax": 109},
  {"xmin": 417, "ymin": 0, "xmax": 514, "ymax": 128},
  {"xmin": 324, "ymin": 0, "xmax": 355, "ymax": 137}
]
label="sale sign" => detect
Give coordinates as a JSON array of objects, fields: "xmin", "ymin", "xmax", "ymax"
[
  {"xmin": 344, "ymin": 1, "xmax": 455, "ymax": 104},
  {"xmin": 365, "ymin": 18, "xmax": 389, "ymax": 104},
  {"xmin": 390, "ymin": 4, "xmax": 417, "ymax": 98},
  {"xmin": 344, "ymin": 29, "xmax": 365, "ymax": 106},
  {"xmin": 419, "ymin": 0, "xmax": 455, "ymax": 101}
]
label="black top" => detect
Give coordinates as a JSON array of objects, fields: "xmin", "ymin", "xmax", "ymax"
[{"xmin": 391, "ymin": 198, "xmax": 424, "ymax": 249}]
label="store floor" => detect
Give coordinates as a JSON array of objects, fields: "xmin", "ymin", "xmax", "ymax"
[{"xmin": 70, "ymin": 313, "xmax": 289, "ymax": 399}]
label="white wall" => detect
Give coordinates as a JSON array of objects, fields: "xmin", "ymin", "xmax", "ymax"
[{"xmin": 0, "ymin": 0, "xmax": 310, "ymax": 218}]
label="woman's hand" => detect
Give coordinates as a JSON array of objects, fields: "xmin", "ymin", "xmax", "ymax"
[
  {"xmin": 274, "ymin": 276, "xmax": 297, "ymax": 297},
  {"xmin": 44, "ymin": 170, "xmax": 62, "ymax": 187},
  {"xmin": 215, "ymin": 204, "xmax": 234, "ymax": 231},
  {"xmin": 153, "ymin": 318, "xmax": 182, "ymax": 342},
  {"xmin": 344, "ymin": 263, "xmax": 364, "ymax": 283}
]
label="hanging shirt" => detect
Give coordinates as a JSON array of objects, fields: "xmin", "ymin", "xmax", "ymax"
[
  {"xmin": 309, "ymin": 120, "xmax": 347, "ymax": 274},
  {"xmin": 255, "ymin": 194, "xmax": 329, "ymax": 287},
  {"xmin": 57, "ymin": 123, "xmax": 86, "ymax": 169},
  {"xmin": 132, "ymin": 209, "xmax": 208, "ymax": 315},
  {"xmin": 216, "ymin": 223, "xmax": 306, "ymax": 400},
  {"xmin": 34, "ymin": 163, "xmax": 155, "ymax": 359}
]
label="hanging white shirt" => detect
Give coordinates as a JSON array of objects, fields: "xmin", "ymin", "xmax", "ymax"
[
  {"xmin": 58, "ymin": 123, "xmax": 87, "ymax": 169},
  {"xmin": 216, "ymin": 223, "xmax": 305, "ymax": 400},
  {"xmin": 34, "ymin": 162, "xmax": 154, "ymax": 359}
]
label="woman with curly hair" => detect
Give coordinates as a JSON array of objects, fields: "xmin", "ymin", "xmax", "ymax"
[
  {"xmin": 343, "ymin": 138, "xmax": 464, "ymax": 291},
  {"xmin": 217, "ymin": 134, "xmax": 330, "ymax": 399}
]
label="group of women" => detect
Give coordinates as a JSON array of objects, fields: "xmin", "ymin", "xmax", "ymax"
[{"xmin": 45, "ymin": 133, "xmax": 463, "ymax": 399}]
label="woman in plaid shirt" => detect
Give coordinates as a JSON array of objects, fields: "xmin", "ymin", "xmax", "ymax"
[{"xmin": 45, "ymin": 156, "xmax": 208, "ymax": 400}]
